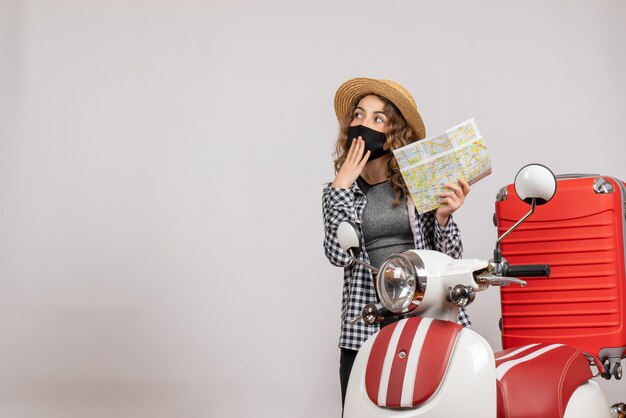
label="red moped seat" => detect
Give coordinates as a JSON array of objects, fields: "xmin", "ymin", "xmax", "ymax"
[{"xmin": 495, "ymin": 343, "xmax": 593, "ymax": 418}]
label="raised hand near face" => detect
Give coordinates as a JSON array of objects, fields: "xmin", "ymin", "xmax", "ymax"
[
  {"xmin": 331, "ymin": 137, "xmax": 371, "ymax": 189},
  {"xmin": 436, "ymin": 179, "xmax": 471, "ymax": 226}
]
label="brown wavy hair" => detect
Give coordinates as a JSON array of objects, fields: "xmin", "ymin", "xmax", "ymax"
[{"xmin": 333, "ymin": 94, "xmax": 419, "ymax": 207}]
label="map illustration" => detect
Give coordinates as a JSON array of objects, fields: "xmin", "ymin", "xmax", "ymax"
[{"xmin": 393, "ymin": 118, "xmax": 491, "ymax": 214}]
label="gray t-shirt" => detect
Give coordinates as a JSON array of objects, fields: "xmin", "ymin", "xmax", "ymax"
[{"xmin": 359, "ymin": 179, "xmax": 415, "ymax": 270}]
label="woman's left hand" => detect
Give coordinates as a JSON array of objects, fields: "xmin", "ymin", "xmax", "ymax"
[{"xmin": 436, "ymin": 179, "xmax": 471, "ymax": 226}]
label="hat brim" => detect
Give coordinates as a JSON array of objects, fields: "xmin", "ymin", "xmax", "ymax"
[{"xmin": 334, "ymin": 78, "xmax": 426, "ymax": 140}]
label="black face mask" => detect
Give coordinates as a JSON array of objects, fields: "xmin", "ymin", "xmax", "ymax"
[{"xmin": 347, "ymin": 125, "xmax": 390, "ymax": 161}]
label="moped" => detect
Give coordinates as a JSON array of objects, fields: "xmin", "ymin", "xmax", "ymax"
[{"xmin": 337, "ymin": 164, "xmax": 625, "ymax": 418}]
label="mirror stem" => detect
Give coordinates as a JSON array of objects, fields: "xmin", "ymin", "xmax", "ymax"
[
  {"xmin": 348, "ymin": 249, "xmax": 379, "ymax": 275},
  {"xmin": 495, "ymin": 198, "xmax": 537, "ymax": 262}
]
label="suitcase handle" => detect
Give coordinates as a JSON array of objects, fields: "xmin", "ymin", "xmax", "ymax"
[
  {"xmin": 555, "ymin": 173, "xmax": 600, "ymax": 179},
  {"xmin": 504, "ymin": 264, "xmax": 551, "ymax": 277}
]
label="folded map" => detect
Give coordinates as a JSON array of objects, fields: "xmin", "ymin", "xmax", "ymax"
[{"xmin": 393, "ymin": 118, "xmax": 491, "ymax": 214}]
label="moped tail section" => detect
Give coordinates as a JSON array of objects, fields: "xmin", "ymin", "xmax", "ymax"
[{"xmin": 564, "ymin": 380, "xmax": 612, "ymax": 418}]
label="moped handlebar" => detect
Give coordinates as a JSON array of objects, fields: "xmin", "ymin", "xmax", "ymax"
[
  {"xmin": 478, "ymin": 261, "xmax": 550, "ymax": 287},
  {"xmin": 504, "ymin": 264, "xmax": 551, "ymax": 277}
]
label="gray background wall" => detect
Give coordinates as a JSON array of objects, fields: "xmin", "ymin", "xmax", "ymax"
[{"xmin": 1, "ymin": 1, "xmax": 625, "ymax": 417}]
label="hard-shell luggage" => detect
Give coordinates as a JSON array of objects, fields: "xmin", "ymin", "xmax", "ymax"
[{"xmin": 494, "ymin": 174, "xmax": 626, "ymax": 378}]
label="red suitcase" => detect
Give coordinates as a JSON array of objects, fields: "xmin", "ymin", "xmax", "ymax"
[{"xmin": 495, "ymin": 174, "xmax": 626, "ymax": 378}]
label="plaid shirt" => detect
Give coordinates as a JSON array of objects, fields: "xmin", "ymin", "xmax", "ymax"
[{"xmin": 322, "ymin": 183, "xmax": 470, "ymax": 351}]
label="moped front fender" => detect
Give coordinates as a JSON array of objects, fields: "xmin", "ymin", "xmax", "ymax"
[{"xmin": 344, "ymin": 325, "xmax": 495, "ymax": 418}]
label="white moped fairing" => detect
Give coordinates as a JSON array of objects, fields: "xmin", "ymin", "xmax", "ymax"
[
  {"xmin": 338, "ymin": 164, "xmax": 623, "ymax": 418},
  {"xmin": 345, "ymin": 318, "xmax": 612, "ymax": 418},
  {"xmin": 344, "ymin": 248, "xmax": 612, "ymax": 418}
]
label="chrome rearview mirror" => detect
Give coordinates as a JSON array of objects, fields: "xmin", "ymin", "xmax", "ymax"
[
  {"xmin": 479, "ymin": 164, "xmax": 556, "ymax": 287},
  {"xmin": 337, "ymin": 221, "xmax": 362, "ymax": 255},
  {"xmin": 514, "ymin": 163, "xmax": 557, "ymax": 205},
  {"xmin": 494, "ymin": 164, "xmax": 557, "ymax": 264},
  {"xmin": 336, "ymin": 221, "xmax": 378, "ymax": 274}
]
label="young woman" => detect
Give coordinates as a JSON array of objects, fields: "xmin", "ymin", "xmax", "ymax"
[{"xmin": 322, "ymin": 78, "xmax": 471, "ymax": 408}]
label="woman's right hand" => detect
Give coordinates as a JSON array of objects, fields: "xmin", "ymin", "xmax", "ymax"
[{"xmin": 331, "ymin": 137, "xmax": 370, "ymax": 189}]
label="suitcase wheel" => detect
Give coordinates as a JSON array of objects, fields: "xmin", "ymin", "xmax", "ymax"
[{"xmin": 602, "ymin": 360, "xmax": 623, "ymax": 380}]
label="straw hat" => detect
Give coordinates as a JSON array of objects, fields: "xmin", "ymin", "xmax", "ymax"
[{"xmin": 334, "ymin": 77, "xmax": 426, "ymax": 140}]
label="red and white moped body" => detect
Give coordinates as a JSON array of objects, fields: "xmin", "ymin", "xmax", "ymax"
[
  {"xmin": 339, "ymin": 165, "xmax": 622, "ymax": 418},
  {"xmin": 344, "ymin": 251, "xmax": 612, "ymax": 418}
]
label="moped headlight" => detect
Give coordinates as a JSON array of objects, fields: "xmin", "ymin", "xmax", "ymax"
[{"xmin": 377, "ymin": 252, "xmax": 427, "ymax": 314}]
